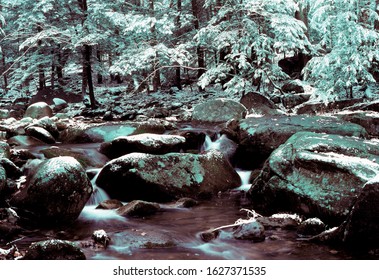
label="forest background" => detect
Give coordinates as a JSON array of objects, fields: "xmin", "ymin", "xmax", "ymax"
[{"xmin": 1, "ymin": 0, "xmax": 379, "ymax": 109}]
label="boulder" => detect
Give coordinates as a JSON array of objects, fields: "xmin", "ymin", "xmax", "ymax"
[
  {"xmin": 248, "ymin": 132, "xmax": 379, "ymax": 225},
  {"xmin": 336, "ymin": 110, "xmax": 379, "ymax": 137},
  {"xmin": 297, "ymin": 218, "xmax": 326, "ymax": 237},
  {"xmin": 23, "ymin": 239, "xmax": 86, "ymax": 260},
  {"xmin": 225, "ymin": 115, "xmax": 367, "ymax": 169},
  {"xmin": 7, "ymin": 135, "xmax": 45, "ymax": 147},
  {"xmin": 0, "ymin": 208, "xmax": 21, "ymax": 240},
  {"xmin": 96, "ymin": 150, "xmax": 241, "ymax": 202},
  {"xmin": 116, "ymin": 200, "xmax": 160, "ymax": 217},
  {"xmin": 24, "ymin": 102, "xmax": 53, "ymax": 119},
  {"xmin": 345, "ymin": 99, "xmax": 379, "ymax": 112},
  {"xmin": 0, "ymin": 141, "xmax": 10, "ymax": 158},
  {"xmin": 10, "ymin": 156, "xmax": 92, "ymax": 225},
  {"xmin": 281, "ymin": 80, "xmax": 304, "ymax": 93},
  {"xmin": 28, "ymin": 116, "xmax": 60, "ymax": 139},
  {"xmin": 0, "ymin": 166, "xmax": 6, "ymax": 195},
  {"xmin": 341, "ymin": 176, "xmax": 379, "ymax": 248},
  {"xmin": 240, "ymin": 92, "xmax": 282, "ymax": 115},
  {"xmin": 99, "ymin": 133, "xmax": 186, "ymax": 159},
  {"xmin": 92, "ymin": 229, "xmax": 111, "ymax": 248},
  {"xmin": 174, "ymin": 197, "xmax": 198, "ymax": 208},
  {"xmin": 233, "ymin": 220, "xmax": 266, "ymax": 242},
  {"xmin": 0, "ymin": 109, "xmax": 10, "ymax": 119},
  {"xmin": 96, "ymin": 199, "xmax": 124, "ymax": 210},
  {"xmin": 169, "ymin": 130, "xmax": 206, "ymax": 152},
  {"xmin": 0, "ymin": 158, "xmax": 22, "ymax": 178},
  {"xmin": 40, "ymin": 146, "xmax": 108, "ymax": 168},
  {"xmin": 53, "ymin": 98, "xmax": 68, "ymax": 112},
  {"xmin": 295, "ymin": 98, "xmax": 363, "ymax": 115},
  {"xmin": 25, "ymin": 126, "xmax": 55, "ymax": 144},
  {"xmin": 59, "ymin": 120, "xmax": 172, "ymax": 144},
  {"xmin": 256, "ymin": 213, "xmax": 302, "ymax": 230},
  {"xmin": 281, "ymin": 93, "xmax": 311, "ymax": 109},
  {"xmin": 192, "ymin": 98, "xmax": 248, "ymax": 122}
]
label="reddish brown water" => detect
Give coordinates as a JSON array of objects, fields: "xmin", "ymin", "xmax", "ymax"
[{"xmin": 3, "ymin": 125, "xmax": 369, "ymax": 260}]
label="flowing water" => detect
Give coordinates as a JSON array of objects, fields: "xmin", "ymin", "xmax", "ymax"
[{"xmin": 3, "ymin": 125, "xmax": 360, "ymax": 260}]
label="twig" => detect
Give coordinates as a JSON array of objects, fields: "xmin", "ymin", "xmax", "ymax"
[{"xmin": 6, "ymin": 236, "xmax": 25, "ymax": 246}]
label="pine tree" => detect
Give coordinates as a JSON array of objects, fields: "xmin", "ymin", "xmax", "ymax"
[
  {"xmin": 303, "ymin": 0, "xmax": 379, "ymax": 101},
  {"xmin": 196, "ymin": 0, "xmax": 312, "ymax": 96}
]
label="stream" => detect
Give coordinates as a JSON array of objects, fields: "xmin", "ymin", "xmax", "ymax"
[{"xmin": 5, "ymin": 124, "xmax": 359, "ymax": 260}]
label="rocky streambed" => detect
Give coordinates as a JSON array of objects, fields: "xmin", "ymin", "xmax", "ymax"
[{"xmin": 0, "ymin": 91, "xmax": 379, "ymax": 260}]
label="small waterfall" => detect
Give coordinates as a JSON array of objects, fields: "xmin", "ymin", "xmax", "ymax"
[
  {"xmin": 234, "ymin": 170, "xmax": 252, "ymax": 191},
  {"xmin": 86, "ymin": 169, "xmax": 111, "ymax": 206},
  {"xmin": 201, "ymin": 134, "xmax": 222, "ymax": 152}
]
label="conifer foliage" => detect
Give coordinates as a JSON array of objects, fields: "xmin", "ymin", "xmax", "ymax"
[{"xmin": 0, "ymin": 0, "xmax": 378, "ymax": 102}]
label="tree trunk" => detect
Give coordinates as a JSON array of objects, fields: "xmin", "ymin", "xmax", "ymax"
[
  {"xmin": 84, "ymin": 44, "xmax": 96, "ymax": 109},
  {"xmin": 191, "ymin": 0, "xmax": 205, "ymax": 79},
  {"xmin": 174, "ymin": 0, "xmax": 182, "ymax": 90},
  {"xmin": 1, "ymin": 53, "xmax": 7, "ymax": 92},
  {"xmin": 150, "ymin": 0, "xmax": 161, "ymax": 92},
  {"xmin": 37, "ymin": 25, "xmax": 46, "ymax": 90},
  {"xmin": 97, "ymin": 50, "xmax": 103, "ymax": 84},
  {"xmin": 80, "ymin": 0, "xmax": 96, "ymax": 109}
]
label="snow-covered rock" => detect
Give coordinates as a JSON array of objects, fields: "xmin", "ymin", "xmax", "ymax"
[
  {"xmin": 23, "ymin": 239, "xmax": 86, "ymax": 260},
  {"xmin": 240, "ymin": 92, "xmax": 283, "ymax": 115},
  {"xmin": 10, "ymin": 156, "xmax": 92, "ymax": 225},
  {"xmin": 96, "ymin": 150, "xmax": 241, "ymax": 202},
  {"xmin": 52, "ymin": 98, "xmax": 68, "ymax": 112},
  {"xmin": 99, "ymin": 133, "xmax": 186, "ymax": 159},
  {"xmin": 225, "ymin": 115, "xmax": 367, "ymax": 169},
  {"xmin": 336, "ymin": 110, "xmax": 379, "ymax": 137},
  {"xmin": 297, "ymin": 218, "xmax": 326, "ymax": 237},
  {"xmin": 233, "ymin": 220, "xmax": 265, "ymax": 242},
  {"xmin": 59, "ymin": 119, "xmax": 172, "ymax": 144},
  {"xmin": 248, "ymin": 131, "xmax": 379, "ymax": 225},
  {"xmin": 192, "ymin": 98, "xmax": 248, "ymax": 122},
  {"xmin": 24, "ymin": 102, "xmax": 53, "ymax": 119},
  {"xmin": 295, "ymin": 98, "xmax": 363, "ymax": 115},
  {"xmin": 25, "ymin": 126, "xmax": 56, "ymax": 144},
  {"xmin": 28, "ymin": 116, "xmax": 60, "ymax": 139}
]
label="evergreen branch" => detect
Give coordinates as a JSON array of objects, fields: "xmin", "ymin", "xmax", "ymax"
[
  {"xmin": 263, "ymin": 69, "xmax": 283, "ymax": 95},
  {"xmin": 0, "ymin": 32, "xmax": 44, "ymax": 78}
]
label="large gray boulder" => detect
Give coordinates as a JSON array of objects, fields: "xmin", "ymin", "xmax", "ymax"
[
  {"xmin": 240, "ymin": 92, "xmax": 283, "ymax": 115},
  {"xmin": 341, "ymin": 176, "xmax": 379, "ymax": 248},
  {"xmin": 96, "ymin": 150, "xmax": 241, "ymax": 202},
  {"xmin": 24, "ymin": 102, "xmax": 53, "ymax": 119},
  {"xmin": 59, "ymin": 120, "xmax": 172, "ymax": 143},
  {"xmin": 248, "ymin": 132, "xmax": 379, "ymax": 225},
  {"xmin": 25, "ymin": 126, "xmax": 56, "ymax": 144},
  {"xmin": 224, "ymin": 115, "xmax": 367, "ymax": 169},
  {"xmin": 336, "ymin": 110, "xmax": 379, "ymax": 137},
  {"xmin": 10, "ymin": 156, "xmax": 92, "ymax": 225},
  {"xmin": 192, "ymin": 98, "xmax": 247, "ymax": 122},
  {"xmin": 99, "ymin": 133, "xmax": 186, "ymax": 159}
]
